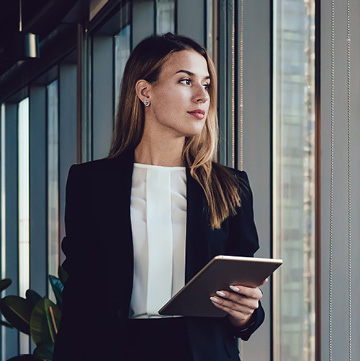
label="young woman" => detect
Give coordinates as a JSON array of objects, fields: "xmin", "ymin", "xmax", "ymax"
[{"xmin": 53, "ymin": 33, "xmax": 264, "ymax": 361}]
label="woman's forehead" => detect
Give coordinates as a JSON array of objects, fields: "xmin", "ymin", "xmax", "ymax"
[{"xmin": 159, "ymin": 50, "xmax": 210, "ymax": 79}]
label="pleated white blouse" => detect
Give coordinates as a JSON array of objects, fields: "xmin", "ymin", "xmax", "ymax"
[{"xmin": 129, "ymin": 163, "xmax": 187, "ymax": 319}]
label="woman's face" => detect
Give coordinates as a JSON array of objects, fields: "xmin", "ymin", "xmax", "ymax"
[{"xmin": 145, "ymin": 50, "xmax": 210, "ymax": 138}]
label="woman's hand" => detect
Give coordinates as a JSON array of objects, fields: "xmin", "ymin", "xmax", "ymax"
[{"xmin": 210, "ymin": 281, "xmax": 266, "ymax": 329}]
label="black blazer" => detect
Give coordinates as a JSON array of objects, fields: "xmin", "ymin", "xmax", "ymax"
[{"xmin": 53, "ymin": 151, "xmax": 264, "ymax": 361}]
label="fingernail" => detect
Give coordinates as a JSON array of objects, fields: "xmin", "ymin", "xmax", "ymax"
[
  {"xmin": 210, "ymin": 296, "xmax": 221, "ymax": 304},
  {"xmin": 229, "ymin": 285, "xmax": 240, "ymax": 292},
  {"xmin": 216, "ymin": 291, "xmax": 226, "ymax": 297}
]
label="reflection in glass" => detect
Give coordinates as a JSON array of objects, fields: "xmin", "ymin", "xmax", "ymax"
[
  {"xmin": 114, "ymin": 25, "xmax": 131, "ymax": 108},
  {"xmin": 18, "ymin": 97, "xmax": 30, "ymax": 353},
  {"xmin": 156, "ymin": 0, "xmax": 175, "ymax": 35},
  {"xmin": 47, "ymin": 80, "xmax": 59, "ymax": 298},
  {"xmin": 273, "ymin": 1, "xmax": 316, "ymax": 361}
]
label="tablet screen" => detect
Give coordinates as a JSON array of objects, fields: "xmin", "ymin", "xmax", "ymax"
[{"xmin": 159, "ymin": 255, "xmax": 282, "ymax": 317}]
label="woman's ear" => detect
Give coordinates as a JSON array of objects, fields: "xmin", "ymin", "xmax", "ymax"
[{"xmin": 135, "ymin": 79, "xmax": 151, "ymax": 105}]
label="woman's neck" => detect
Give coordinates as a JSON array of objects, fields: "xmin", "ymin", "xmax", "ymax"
[{"xmin": 134, "ymin": 135, "xmax": 185, "ymax": 167}]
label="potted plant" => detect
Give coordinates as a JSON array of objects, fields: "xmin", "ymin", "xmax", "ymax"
[{"xmin": 0, "ymin": 267, "xmax": 67, "ymax": 361}]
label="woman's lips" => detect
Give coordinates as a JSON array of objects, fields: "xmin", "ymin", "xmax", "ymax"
[{"xmin": 188, "ymin": 109, "xmax": 205, "ymax": 120}]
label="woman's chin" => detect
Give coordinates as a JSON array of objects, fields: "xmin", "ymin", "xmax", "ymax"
[{"xmin": 181, "ymin": 124, "xmax": 206, "ymax": 138}]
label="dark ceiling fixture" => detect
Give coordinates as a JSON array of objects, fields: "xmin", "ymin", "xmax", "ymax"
[{"xmin": 11, "ymin": 0, "xmax": 40, "ymax": 60}]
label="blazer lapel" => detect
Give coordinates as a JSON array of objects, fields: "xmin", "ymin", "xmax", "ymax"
[
  {"xmin": 185, "ymin": 169, "xmax": 211, "ymax": 283},
  {"xmin": 96, "ymin": 152, "xmax": 135, "ymax": 306}
]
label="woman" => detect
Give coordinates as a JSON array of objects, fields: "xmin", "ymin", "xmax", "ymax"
[{"xmin": 53, "ymin": 33, "xmax": 264, "ymax": 361}]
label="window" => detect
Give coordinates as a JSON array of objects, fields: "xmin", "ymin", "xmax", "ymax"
[
  {"xmin": 156, "ymin": 0, "xmax": 175, "ymax": 34},
  {"xmin": 273, "ymin": 0, "xmax": 316, "ymax": 360},
  {"xmin": 0, "ymin": 103, "xmax": 5, "ymax": 360},
  {"xmin": 47, "ymin": 80, "xmax": 59, "ymax": 292},
  {"xmin": 206, "ymin": 0, "xmax": 214, "ymax": 58},
  {"xmin": 18, "ymin": 97, "xmax": 30, "ymax": 353},
  {"xmin": 1, "ymin": 104, "xmax": 5, "ymax": 282},
  {"xmin": 18, "ymin": 98, "xmax": 30, "ymax": 299},
  {"xmin": 114, "ymin": 25, "xmax": 131, "ymax": 107}
]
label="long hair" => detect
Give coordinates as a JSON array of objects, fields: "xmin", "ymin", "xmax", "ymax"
[{"xmin": 109, "ymin": 33, "xmax": 241, "ymax": 228}]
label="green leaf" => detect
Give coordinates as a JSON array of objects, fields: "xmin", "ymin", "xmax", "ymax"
[
  {"xmin": 58, "ymin": 265, "xmax": 68, "ymax": 285},
  {"xmin": 0, "ymin": 296, "xmax": 32, "ymax": 334},
  {"xmin": 48, "ymin": 276, "xmax": 63, "ymax": 308},
  {"xmin": 30, "ymin": 298, "xmax": 61, "ymax": 346},
  {"xmin": 0, "ymin": 319, "xmax": 14, "ymax": 328},
  {"xmin": 6, "ymin": 355, "xmax": 36, "ymax": 361},
  {"xmin": 33, "ymin": 343, "xmax": 54, "ymax": 361},
  {"xmin": 0, "ymin": 278, "xmax": 12, "ymax": 292},
  {"xmin": 26, "ymin": 290, "xmax": 42, "ymax": 307},
  {"xmin": 45, "ymin": 307, "xmax": 56, "ymax": 343}
]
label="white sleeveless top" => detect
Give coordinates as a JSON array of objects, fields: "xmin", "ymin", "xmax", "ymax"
[{"xmin": 129, "ymin": 163, "xmax": 187, "ymax": 318}]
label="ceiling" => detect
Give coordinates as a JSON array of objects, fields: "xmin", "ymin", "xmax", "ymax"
[{"xmin": 0, "ymin": 0, "xmax": 80, "ymax": 79}]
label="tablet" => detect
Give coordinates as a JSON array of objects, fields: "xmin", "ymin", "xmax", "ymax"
[{"xmin": 158, "ymin": 255, "xmax": 282, "ymax": 317}]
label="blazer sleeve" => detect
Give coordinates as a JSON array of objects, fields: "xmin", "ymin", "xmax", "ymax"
[
  {"xmin": 225, "ymin": 170, "xmax": 265, "ymax": 340},
  {"xmin": 60, "ymin": 164, "xmax": 99, "ymax": 276},
  {"xmin": 53, "ymin": 165, "xmax": 102, "ymax": 361}
]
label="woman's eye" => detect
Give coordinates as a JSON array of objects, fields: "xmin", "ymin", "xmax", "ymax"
[
  {"xmin": 180, "ymin": 79, "xmax": 191, "ymax": 85},
  {"xmin": 203, "ymin": 83, "xmax": 210, "ymax": 91}
]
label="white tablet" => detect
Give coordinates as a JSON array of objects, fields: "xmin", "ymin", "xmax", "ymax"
[{"xmin": 158, "ymin": 255, "xmax": 282, "ymax": 317}]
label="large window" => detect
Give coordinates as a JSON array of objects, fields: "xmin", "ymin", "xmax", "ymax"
[
  {"xmin": 18, "ymin": 98, "xmax": 30, "ymax": 298},
  {"xmin": 114, "ymin": 25, "xmax": 131, "ymax": 106},
  {"xmin": 47, "ymin": 80, "xmax": 59, "ymax": 291},
  {"xmin": 1, "ymin": 104, "xmax": 5, "ymax": 283},
  {"xmin": 18, "ymin": 97, "xmax": 30, "ymax": 353},
  {"xmin": 273, "ymin": 1, "xmax": 316, "ymax": 360},
  {"xmin": 206, "ymin": 0, "xmax": 214, "ymax": 58},
  {"xmin": 156, "ymin": 0, "xmax": 175, "ymax": 34},
  {"xmin": 0, "ymin": 103, "xmax": 5, "ymax": 359}
]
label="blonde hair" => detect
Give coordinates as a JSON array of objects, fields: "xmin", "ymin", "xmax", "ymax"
[{"xmin": 109, "ymin": 33, "xmax": 241, "ymax": 228}]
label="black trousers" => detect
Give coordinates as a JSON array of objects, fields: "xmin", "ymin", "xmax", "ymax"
[{"xmin": 124, "ymin": 317, "xmax": 194, "ymax": 361}]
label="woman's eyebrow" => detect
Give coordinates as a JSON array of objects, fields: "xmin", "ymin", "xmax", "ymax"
[{"xmin": 175, "ymin": 70, "xmax": 211, "ymax": 80}]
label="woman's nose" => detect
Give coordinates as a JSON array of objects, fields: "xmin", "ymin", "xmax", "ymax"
[{"xmin": 192, "ymin": 84, "xmax": 210, "ymax": 103}]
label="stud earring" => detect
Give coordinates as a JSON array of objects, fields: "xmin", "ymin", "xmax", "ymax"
[{"xmin": 144, "ymin": 100, "xmax": 150, "ymax": 107}]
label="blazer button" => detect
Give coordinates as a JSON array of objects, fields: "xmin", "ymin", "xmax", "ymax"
[{"xmin": 117, "ymin": 308, "xmax": 125, "ymax": 319}]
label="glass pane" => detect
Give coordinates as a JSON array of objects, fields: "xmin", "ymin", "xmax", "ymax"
[
  {"xmin": 1, "ymin": 104, "xmax": 5, "ymax": 281},
  {"xmin": 18, "ymin": 97, "xmax": 30, "ymax": 353},
  {"xmin": 0, "ymin": 103, "xmax": 4, "ymax": 361},
  {"xmin": 114, "ymin": 25, "xmax": 131, "ymax": 107},
  {"xmin": 156, "ymin": 0, "xmax": 175, "ymax": 34},
  {"xmin": 18, "ymin": 98, "xmax": 30, "ymax": 297},
  {"xmin": 47, "ymin": 80, "xmax": 59, "ymax": 294},
  {"xmin": 273, "ymin": 1, "xmax": 316, "ymax": 361},
  {"xmin": 206, "ymin": 0, "xmax": 213, "ymax": 58}
]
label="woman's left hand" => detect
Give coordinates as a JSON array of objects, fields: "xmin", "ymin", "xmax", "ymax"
[{"xmin": 210, "ymin": 282, "xmax": 265, "ymax": 328}]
